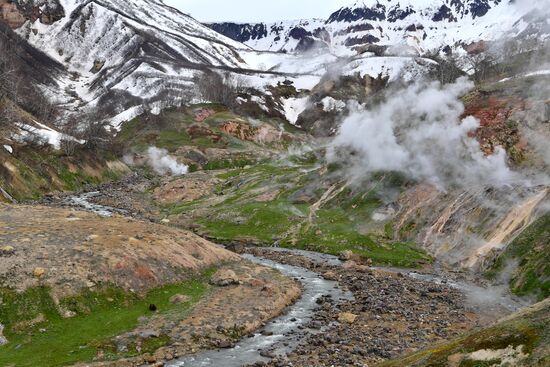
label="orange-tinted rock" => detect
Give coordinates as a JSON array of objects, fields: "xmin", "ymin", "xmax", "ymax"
[
  {"xmin": 220, "ymin": 121, "xmax": 257, "ymax": 141},
  {"xmin": 186, "ymin": 124, "xmax": 223, "ymax": 143},
  {"xmin": 194, "ymin": 109, "xmax": 215, "ymax": 122},
  {"xmin": 463, "ymin": 96, "xmax": 527, "ymax": 159}
]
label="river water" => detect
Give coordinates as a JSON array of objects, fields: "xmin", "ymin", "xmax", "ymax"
[
  {"xmin": 63, "ymin": 191, "xmax": 127, "ymax": 217},
  {"xmin": 168, "ymin": 254, "xmax": 353, "ymax": 367}
]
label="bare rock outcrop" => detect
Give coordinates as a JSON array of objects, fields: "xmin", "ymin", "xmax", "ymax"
[{"xmin": 0, "ymin": 0, "xmax": 64, "ymax": 28}]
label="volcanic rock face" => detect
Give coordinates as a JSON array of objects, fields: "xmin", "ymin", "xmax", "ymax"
[
  {"xmin": 0, "ymin": 0, "xmax": 64, "ymax": 28},
  {"xmin": 208, "ymin": 22, "xmax": 268, "ymax": 43},
  {"xmin": 0, "ymin": 0, "xmax": 25, "ymax": 28},
  {"xmin": 208, "ymin": 19, "xmax": 327, "ymax": 53},
  {"xmin": 326, "ymin": 0, "xmax": 503, "ymax": 24}
]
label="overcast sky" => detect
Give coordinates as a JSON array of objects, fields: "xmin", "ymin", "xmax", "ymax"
[{"xmin": 164, "ymin": 0, "xmax": 352, "ymax": 23}]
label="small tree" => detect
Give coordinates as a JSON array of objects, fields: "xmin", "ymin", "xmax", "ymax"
[
  {"xmin": 0, "ymin": 26, "xmax": 58, "ymax": 125},
  {"xmin": 194, "ymin": 71, "xmax": 243, "ymax": 109},
  {"xmin": 427, "ymin": 52, "xmax": 465, "ymax": 85},
  {"xmin": 0, "ymin": 100, "xmax": 18, "ymax": 128},
  {"xmin": 81, "ymin": 120, "xmax": 112, "ymax": 151},
  {"xmin": 465, "ymin": 52, "xmax": 496, "ymax": 84},
  {"xmin": 59, "ymin": 117, "xmax": 81, "ymax": 156}
]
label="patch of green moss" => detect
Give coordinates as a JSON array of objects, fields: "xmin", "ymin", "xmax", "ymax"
[
  {"xmin": 458, "ymin": 360, "xmax": 501, "ymax": 367},
  {"xmin": 198, "ymin": 200, "xmax": 296, "ymax": 243},
  {"xmin": 58, "ymin": 167, "xmax": 101, "ymax": 191},
  {"xmin": 0, "ymin": 268, "xmax": 215, "ymax": 367},
  {"xmin": 203, "ymin": 158, "xmax": 255, "ymax": 171},
  {"xmin": 216, "ymin": 169, "xmax": 243, "ymax": 180},
  {"xmin": 487, "ymin": 213, "xmax": 550, "ymax": 300},
  {"xmin": 157, "ymin": 130, "xmax": 193, "ymax": 152},
  {"xmin": 184, "ymin": 161, "xmax": 431, "ymax": 267},
  {"xmin": 289, "ymin": 218, "xmax": 430, "ymax": 268}
]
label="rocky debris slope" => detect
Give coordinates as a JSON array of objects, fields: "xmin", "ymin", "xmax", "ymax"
[
  {"xmin": 0, "ymin": 203, "xmax": 238, "ymax": 295},
  {"xmin": 241, "ymin": 247, "xmax": 485, "ymax": 367},
  {"xmin": 379, "ymin": 298, "xmax": 550, "ymax": 367}
]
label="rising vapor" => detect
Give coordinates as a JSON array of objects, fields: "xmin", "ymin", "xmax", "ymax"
[{"xmin": 327, "ymin": 77, "xmax": 520, "ymax": 190}]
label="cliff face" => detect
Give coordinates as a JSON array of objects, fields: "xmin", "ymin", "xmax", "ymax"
[{"xmin": 0, "ymin": 0, "xmax": 64, "ymax": 29}]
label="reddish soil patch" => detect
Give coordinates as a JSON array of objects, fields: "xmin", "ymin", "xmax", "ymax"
[
  {"xmin": 464, "ymin": 95, "xmax": 527, "ymax": 160},
  {"xmin": 186, "ymin": 125, "xmax": 223, "ymax": 143},
  {"xmin": 194, "ymin": 109, "xmax": 216, "ymax": 122}
]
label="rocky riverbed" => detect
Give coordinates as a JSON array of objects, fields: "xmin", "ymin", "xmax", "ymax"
[{"xmin": 237, "ymin": 247, "xmax": 522, "ymax": 367}]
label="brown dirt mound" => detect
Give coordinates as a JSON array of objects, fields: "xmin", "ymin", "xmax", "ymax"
[{"xmin": 0, "ymin": 204, "xmax": 238, "ymax": 296}]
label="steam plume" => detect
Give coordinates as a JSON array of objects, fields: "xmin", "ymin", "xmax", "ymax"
[
  {"xmin": 124, "ymin": 147, "xmax": 188, "ymax": 176},
  {"xmin": 327, "ymin": 77, "xmax": 520, "ymax": 190}
]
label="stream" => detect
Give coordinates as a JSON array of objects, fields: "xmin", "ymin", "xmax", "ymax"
[
  {"xmin": 168, "ymin": 254, "xmax": 353, "ymax": 367},
  {"xmin": 257, "ymin": 248, "xmax": 528, "ymax": 313},
  {"xmin": 63, "ymin": 191, "xmax": 127, "ymax": 217},
  {"xmin": 63, "ymin": 192, "xmax": 355, "ymax": 366}
]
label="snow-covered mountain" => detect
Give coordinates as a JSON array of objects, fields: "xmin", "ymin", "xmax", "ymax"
[
  {"xmin": 209, "ymin": 19, "xmax": 329, "ymax": 53},
  {"xmin": 1, "ymin": 0, "xmax": 260, "ymax": 124},
  {"xmin": 2, "ymin": 0, "xmax": 547, "ymax": 128},
  {"xmin": 0, "ymin": 0, "xmax": 440, "ymax": 126},
  {"xmin": 209, "ymin": 0, "xmax": 549, "ymax": 55}
]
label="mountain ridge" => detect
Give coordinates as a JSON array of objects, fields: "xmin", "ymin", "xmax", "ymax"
[{"xmin": 208, "ymin": 0, "xmax": 545, "ymax": 54}]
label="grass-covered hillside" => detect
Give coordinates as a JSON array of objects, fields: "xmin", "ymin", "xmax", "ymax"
[
  {"xmin": 157, "ymin": 156, "xmax": 431, "ymax": 268},
  {"xmin": 487, "ymin": 214, "xmax": 550, "ymax": 301},
  {"xmin": 0, "ymin": 145, "xmax": 128, "ymax": 202}
]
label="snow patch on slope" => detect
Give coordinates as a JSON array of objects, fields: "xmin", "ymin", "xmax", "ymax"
[
  {"xmin": 14, "ymin": 121, "xmax": 81, "ymax": 150},
  {"xmin": 281, "ymin": 97, "xmax": 310, "ymax": 125}
]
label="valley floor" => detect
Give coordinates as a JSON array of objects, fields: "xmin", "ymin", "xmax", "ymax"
[{"xmin": 22, "ymin": 174, "xmax": 535, "ymax": 367}]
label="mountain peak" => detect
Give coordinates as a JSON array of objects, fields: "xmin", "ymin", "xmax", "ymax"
[{"xmin": 209, "ymin": 0, "xmax": 544, "ymax": 57}]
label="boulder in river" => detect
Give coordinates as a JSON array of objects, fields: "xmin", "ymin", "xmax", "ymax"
[{"xmin": 338, "ymin": 250, "xmax": 353, "ymax": 261}]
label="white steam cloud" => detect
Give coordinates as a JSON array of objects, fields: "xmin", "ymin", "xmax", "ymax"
[
  {"xmin": 124, "ymin": 147, "xmax": 188, "ymax": 176},
  {"xmin": 146, "ymin": 147, "xmax": 189, "ymax": 176},
  {"xmin": 328, "ymin": 77, "xmax": 520, "ymax": 190}
]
